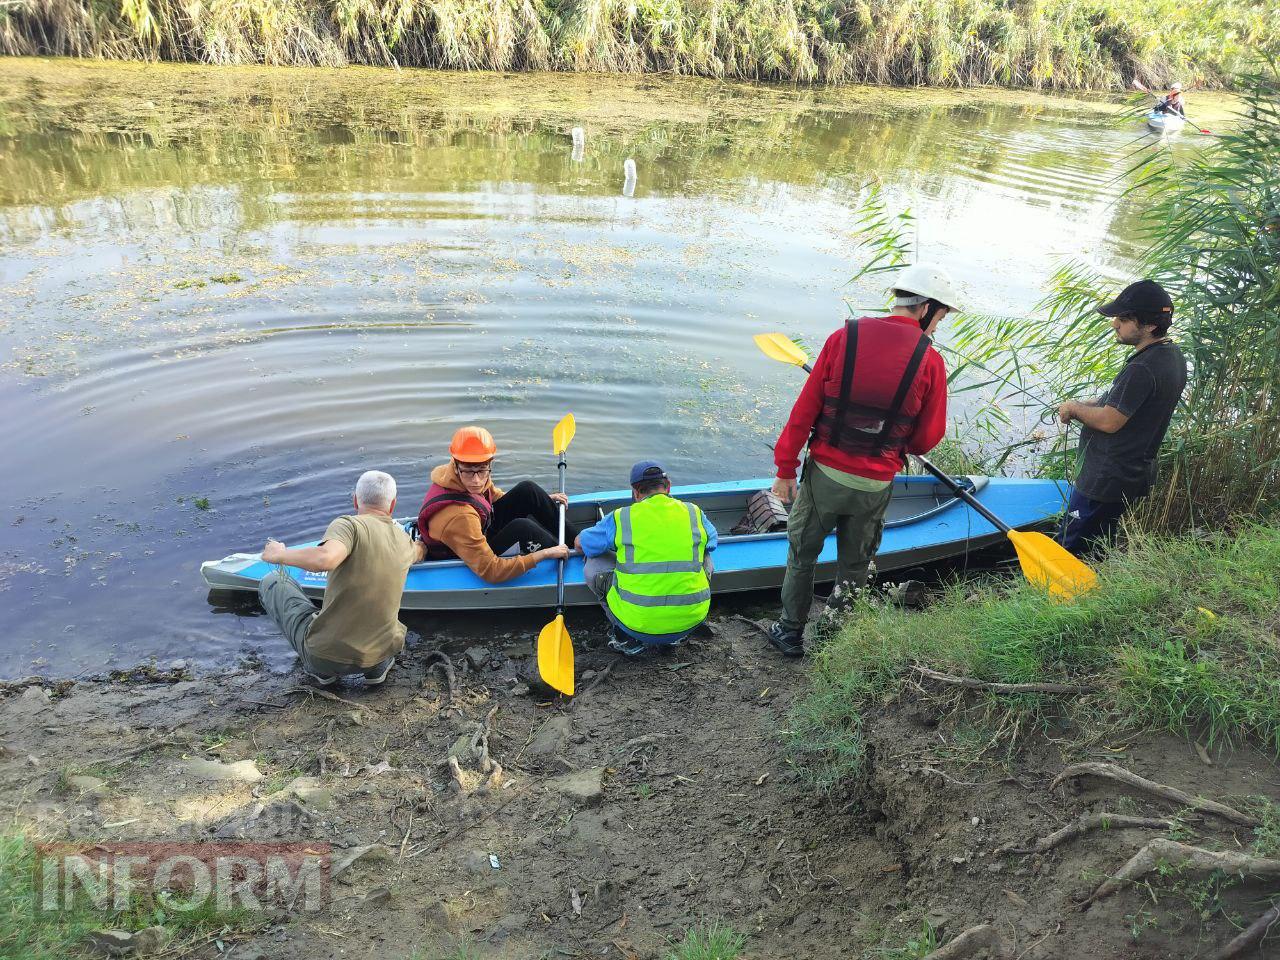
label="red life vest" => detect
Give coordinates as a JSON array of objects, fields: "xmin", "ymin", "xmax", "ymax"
[
  {"xmin": 811, "ymin": 318, "xmax": 932, "ymax": 458},
  {"xmin": 417, "ymin": 483, "xmax": 494, "ymax": 559}
]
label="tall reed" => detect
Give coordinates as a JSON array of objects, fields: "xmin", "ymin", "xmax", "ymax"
[{"xmin": 1, "ymin": 0, "xmax": 1275, "ymax": 88}]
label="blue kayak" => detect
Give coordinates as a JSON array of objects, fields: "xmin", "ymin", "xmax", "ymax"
[{"xmin": 200, "ymin": 475, "xmax": 1070, "ymax": 610}]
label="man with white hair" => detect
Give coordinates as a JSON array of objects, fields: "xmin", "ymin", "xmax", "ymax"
[{"xmin": 259, "ymin": 470, "xmax": 424, "ymax": 686}]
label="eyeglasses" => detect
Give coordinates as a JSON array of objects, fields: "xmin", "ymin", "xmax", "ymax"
[{"xmin": 457, "ymin": 464, "xmax": 492, "ymax": 477}]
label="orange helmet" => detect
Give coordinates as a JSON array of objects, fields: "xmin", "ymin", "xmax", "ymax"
[{"xmin": 449, "ymin": 426, "xmax": 497, "ymax": 463}]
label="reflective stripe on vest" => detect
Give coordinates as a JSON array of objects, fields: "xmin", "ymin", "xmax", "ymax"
[{"xmin": 606, "ymin": 495, "xmax": 711, "ymax": 635}]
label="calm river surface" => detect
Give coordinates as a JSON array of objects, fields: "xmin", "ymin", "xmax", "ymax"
[{"xmin": 0, "ymin": 59, "xmax": 1219, "ymax": 677}]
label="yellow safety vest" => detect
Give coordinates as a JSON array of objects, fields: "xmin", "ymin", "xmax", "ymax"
[{"xmin": 606, "ymin": 494, "xmax": 711, "ymax": 635}]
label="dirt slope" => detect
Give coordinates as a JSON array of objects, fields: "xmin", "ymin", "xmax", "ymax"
[{"xmin": 3, "ymin": 616, "xmax": 1278, "ymax": 959}]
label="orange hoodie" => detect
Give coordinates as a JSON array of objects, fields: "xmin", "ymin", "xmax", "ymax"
[{"xmin": 422, "ymin": 463, "xmax": 539, "ymax": 584}]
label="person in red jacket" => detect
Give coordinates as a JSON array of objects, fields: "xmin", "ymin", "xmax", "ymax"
[{"xmin": 766, "ymin": 263, "xmax": 961, "ymax": 657}]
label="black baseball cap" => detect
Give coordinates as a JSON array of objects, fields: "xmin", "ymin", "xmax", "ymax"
[{"xmin": 1096, "ymin": 280, "xmax": 1174, "ymax": 321}]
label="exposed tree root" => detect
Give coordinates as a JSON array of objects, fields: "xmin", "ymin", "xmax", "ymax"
[
  {"xmin": 423, "ymin": 651, "xmax": 459, "ymax": 704},
  {"xmin": 283, "ymin": 686, "xmax": 365, "ymax": 709},
  {"xmin": 1207, "ymin": 901, "xmax": 1280, "ymax": 960},
  {"xmin": 920, "ymin": 923, "xmax": 1010, "ymax": 959},
  {"xmin": 1080, "ymin": 839, "xmax": 1280, "ymax": 909},
  {"xmin": 1050, "ymin": 762, "xmax": 1256, "ymax": 826},
  {"xmin": 996, "ymin": 812, "xmax": 1174, "ymax": 856},
  {"xmin": 910, "ymin": 665, "xmax": 1098, "ymax": 695}
]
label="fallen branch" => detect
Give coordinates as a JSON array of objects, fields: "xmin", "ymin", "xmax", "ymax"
[
  {"xmin": 911, "ymin": 665, "xmax": 1097, "ymax": 696},
  {"xmin": 1050, "ymin": 762, "xmax": 1256, "ymax": 826},
  {"xmin": 282, "ymin": 687, "xmax": 365, "ymax": 710},
  {"xmin": 110, "ymin": 735, "xmax": 181, "ymax": 763},
  {"xmin": 1207, "ymin": 901, "xmax": 1280, "ymax": 960},
  {"xmin": 996, "ymin": 812, "xmax": 1174, "ymax": 856},
  {"xmin": 423, "ymin": 651, "xmax": 458, "ymax": 704},
  {"xmin": 920, "ymin": 923, "xmax": 1009, "ymax": 959},
  {"xmin": 728, "ymin": 615, "xmax": 772, "ymax": 639},
  {"xmin": 1081, "ymin": 840, "xmax": 1280, "ymax": 909},
  {"xmin": 571, "ymin": 662, "xmax": 615, "ymax": 706}
]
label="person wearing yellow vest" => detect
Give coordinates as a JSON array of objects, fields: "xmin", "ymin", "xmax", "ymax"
[{"xmin": 574, "ymin": 461, "xmax": 717, "ymax": 656}]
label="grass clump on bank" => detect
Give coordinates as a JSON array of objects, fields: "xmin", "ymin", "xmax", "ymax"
[
  {"xmin": 665, "ymin": 923, "xmax": 747, "ymax": 960},
  {"xmin": 0, "ymin": 0, "xmax": 1274, "ymax": 88},
  {"xmin": 793, "ymin": 526, "xmax": 1280, "ymax": 786}
]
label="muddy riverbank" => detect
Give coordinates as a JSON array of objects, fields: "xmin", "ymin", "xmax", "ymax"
[{"xmin": 4, "ymin": 613, "xmax": 1277, "ymax": 959}]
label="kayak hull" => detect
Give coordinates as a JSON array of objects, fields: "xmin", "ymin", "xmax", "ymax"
[
  {"xmin": 1147, "ymin": 111, "xmax": 1186, "ymax": 135},
  {"xmin": 201, "ymin": 475, "xmax": 1071, "ymax": 611}
]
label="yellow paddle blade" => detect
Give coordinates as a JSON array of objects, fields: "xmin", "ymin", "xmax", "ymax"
[
  {"xmin": 553, "ymin": 413, "xmax": 576, "ymax": 456},
  {"xmin": 754, "ymin": 333, "xmax": 810, "ymax": 369},
  {"xmin": 537, "ymin": 614, "xmax": 575, "ymax": 696},
  {"xmin": 1007, "ymin": 531, "xmax": 1098, "ymax": 600}
]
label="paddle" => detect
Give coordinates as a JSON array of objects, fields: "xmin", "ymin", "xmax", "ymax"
[
  {"xmin": 753, "ymin": 332, "xmax": 1098, "ymax": 599},
  {"xmin": 536, "ymin": 413, "xmax": 577, "ymax": 696},
  {"xmin": 1132, "ymin": 80, "xmax": 1211, "ymax": 134}
]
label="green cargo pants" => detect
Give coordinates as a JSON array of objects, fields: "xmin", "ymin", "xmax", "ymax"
[
  {"xmin": 778, "ymin": 464, "xmax": 893, "ymax": 631},
  {"xmin": 258, "ymin": 571, "xmax": 392, "ymax": 680}
]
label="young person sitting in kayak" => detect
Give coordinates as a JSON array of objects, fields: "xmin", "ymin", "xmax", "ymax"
[
  {"xmin": 259, "ymin": 470, "xmax": 423, "ymax": 687},
  {"xmin": 1056, "ymin": 279, "xmax": 1186, "ymax": 555},
  {"xmin": 766, "ymin": 263, "xmax": 958, "ymax": 658},
  {"xmin": 574, "ymin": 461, "xmax": 716, "ymax": 656},
  {"xmin": 416, "ymin": 426, "xmax": 574, "ymax": 583},
  {"xmin": 1155, "ymin": 82, "xmax": 1186, "ymax": 117}
]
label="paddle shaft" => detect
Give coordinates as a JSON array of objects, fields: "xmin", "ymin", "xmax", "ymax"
[
  {"xmin": 555, "ymin": 452, "xmax": 567, "ymax": 611},
  {"xmin": 785, "ymin": 357, "xmax": 1009, "ymax": 533},
  {"xmin": 913, "ymin": 455, "xmax": 1011, "ymax": 533}
]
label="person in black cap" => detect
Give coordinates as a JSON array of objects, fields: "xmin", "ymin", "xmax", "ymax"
[
  {"xmin": 574, "ymin": 461, "xmax": 717, "ymax": 656},
  {"xmin": 1056, "ymin": 279, "xmax": 1187, "ymax": 554}
]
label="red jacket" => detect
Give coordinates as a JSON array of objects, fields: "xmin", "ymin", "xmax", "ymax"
[{"xmin": 774, "ymin": 315, "xmax": 948, "ymax": 481}]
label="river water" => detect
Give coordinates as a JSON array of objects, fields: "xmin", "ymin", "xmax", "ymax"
[{"xmin": 0, "ymin": 60, "xmax": 1216, "ymax": 678}]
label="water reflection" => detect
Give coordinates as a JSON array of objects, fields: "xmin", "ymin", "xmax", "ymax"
[{"xmin": 0, "ymin": 61, "xmax": 1186, "ymax": 677}]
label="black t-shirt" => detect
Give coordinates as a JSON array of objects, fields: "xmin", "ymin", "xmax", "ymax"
[{"xmin": 1075, "ymin": 340, "xmax": 1187, "ymax": 503}]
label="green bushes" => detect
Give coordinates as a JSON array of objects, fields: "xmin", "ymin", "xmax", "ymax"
[
  {"xmin": 793, "ymin": 526, "xmax": 1280, "ymax": 785},
  {"xmin": 0, "ymin": 0, "xmax": 1274, "ymax": 87}
]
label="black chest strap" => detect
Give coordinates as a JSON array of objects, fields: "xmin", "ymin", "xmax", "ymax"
[{"xmin": 828, "ymin": 320, "xmax": 931, "ymax": 452}]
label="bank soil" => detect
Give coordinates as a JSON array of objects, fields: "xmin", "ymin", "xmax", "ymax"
[{"xmin": 3, "ymin": 616, "xmax": 1279, "ymax": 959}]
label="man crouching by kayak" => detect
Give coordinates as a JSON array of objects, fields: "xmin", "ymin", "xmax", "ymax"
[
  {"xmin": 260, "ymin": 470, "xmax": 423, "ymax": 687},
  {"xmin": 417, "ymin": 426, "xmax": 575, "ymax": 582},
  {"xmin": 574, "ymin": 461, "xmax": 716, "ymax": 656}
]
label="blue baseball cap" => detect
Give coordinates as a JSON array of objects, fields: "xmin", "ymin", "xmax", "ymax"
[{"xmin": 629, "ymin": 460, "xmax": 669, "ymax": 486}]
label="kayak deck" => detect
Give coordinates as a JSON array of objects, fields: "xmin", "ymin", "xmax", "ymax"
[{"xmin": 201, "ymin": 475, "xmax": 1071, "ymax": 611}]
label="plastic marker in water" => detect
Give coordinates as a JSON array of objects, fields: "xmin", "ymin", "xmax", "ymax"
[
  {"xmin": 623, "ymin": 157, "xmax": 637, "ymax": 197},
  {"xmin": 571, "ymin": 126, "xmax": 585, "ymax": 162}
]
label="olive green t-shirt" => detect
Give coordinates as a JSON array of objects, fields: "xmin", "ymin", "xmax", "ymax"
[{"xmin": 306, "ymin": 514, "xmax": 415, "ymax": 668}]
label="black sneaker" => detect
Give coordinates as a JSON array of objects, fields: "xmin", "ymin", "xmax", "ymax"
[
  {"xmin": 362, "ymin": 658, "xmax": 394, "ymax": 686},
  {"xmin": 303, "ymin": 669, "xmax": 339, "ymax": 687},
  {"xmin": 767, "ymin": 621, "xmax": 805, "ymax": 658}
]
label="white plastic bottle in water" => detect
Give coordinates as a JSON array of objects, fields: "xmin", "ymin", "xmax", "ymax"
[
  {"xmin": 571, "ymin": 126, "xmax": 585, "ymax": 162},
  {"xmin": 623, "ymin": 158, "xmax": 637, "ymax": 196}
]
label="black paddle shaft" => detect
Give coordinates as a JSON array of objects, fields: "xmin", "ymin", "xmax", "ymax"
[
  {"xmin": 913, "ymin": 455, "xmax": 1011, "ymax": 533},
  {"xmin": 796, "ymin": 359, "xmax": 1008, "ymax": 533},
  {"xmin": 555, "ymin": 452, "xmax": 567, "ymax": 610}
]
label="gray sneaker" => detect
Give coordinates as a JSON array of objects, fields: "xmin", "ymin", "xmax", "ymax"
[{"xmin": 363, "ymin": 658, "xmax": 395, "ymax": 686}]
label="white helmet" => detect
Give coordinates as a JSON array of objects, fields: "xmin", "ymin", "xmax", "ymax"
[
  {"xmin": 887, "ymin": 262, "xmax": 963, "ymax": 313},
  {"xmin": 1171, "ymin": 82, "xmax": 1183, "ymax": 91}
]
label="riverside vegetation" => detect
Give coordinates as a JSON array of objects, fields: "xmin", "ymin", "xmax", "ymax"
[{"xmin": 0, "ymin": 0, "xmax": 1276, "ymax": 87}]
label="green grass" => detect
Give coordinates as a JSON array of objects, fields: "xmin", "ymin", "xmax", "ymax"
[
  {"xmin": 666, "ymin": 923, "xmax": 747, "ymax": 960},
  {"xmin": 0, "ymin": 831, "xmax": 264, "ymax": 959},
  {"xmin": 792, "ymin": 526, "xmax": 1280, "ymax": 787}
]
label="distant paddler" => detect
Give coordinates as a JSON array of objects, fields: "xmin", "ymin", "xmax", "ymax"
[
  {"xmin": 1153, "ymin": 82, "xmax": 1187, "ymax": 118},
  {"xmin": 415, "ymin": 426, "xmax": 574, "ymax": 583},
  {"xmin": 765, "ymin": 263, "xmax": 960, "ymax": 657},
  {"xmin": 1056, "ymin": 280, "xmax": 1187, "ymax": 555}
]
